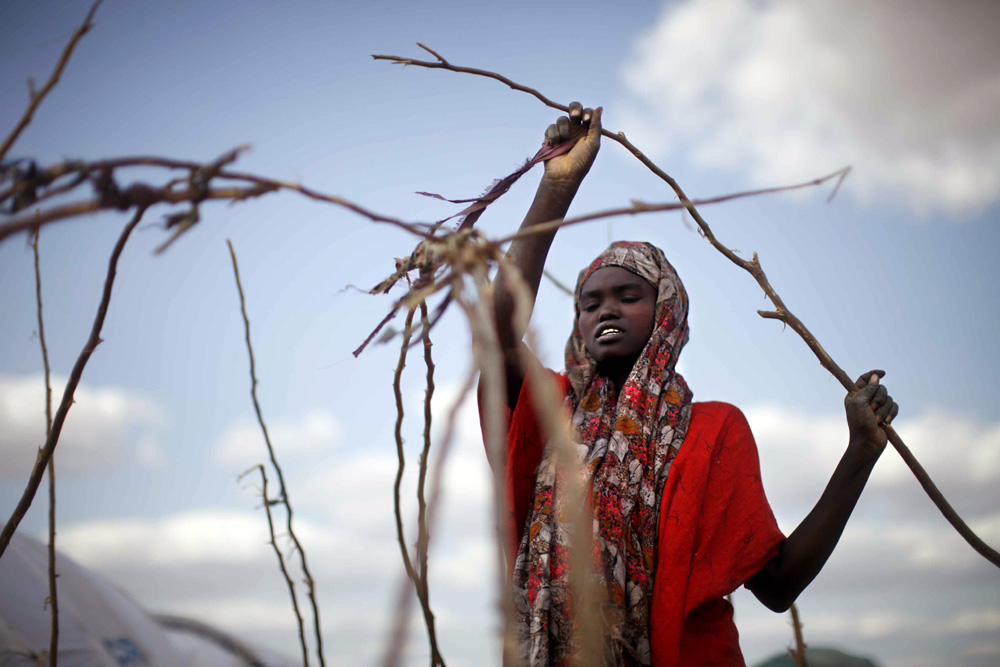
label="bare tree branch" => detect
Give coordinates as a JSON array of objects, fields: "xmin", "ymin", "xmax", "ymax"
[
  {"xmin": 788, "ymin": 602, "xmax": 809, "ymax": 667},
  {"xmin": 239, "ymin": 465, "xmax": 310, "ymax": 667},
  {"xmin": 491, "ymin": 168, "xmax": 850, "ymax": 245},
  {"xmin": 227, "ymin": 239, "xmax": 326, "ymax": 667},
  {"xmin": 455, "ymin": 266, "xmax": 518, "ymax": 662},
  {"xmin": 415, "ymin": 297, "xmax": 444, "ymax": 666},
  {"xmin": 542, "ymin": 268, "xmax": 573, "ymax": 297},
  {"xmin": 383, "ymin": 307, "xmax": 421, "ymax": 667},
  {"xmin": 31, "ymin": 230, "xmax": 58, "ymax": 665},
  {"xmin": 0, "ymin": 155, "xmax": 430, "ymax": 246},
  {"xmin": 372, "ymin": 45, "xmax": 1000, "ymax": 569},
  {"xmin": 0, "ymin": 205, "xmax": 147, "ymax": 559},
  {"xmin": 0, "ymin": 1, "xmax": 102, "ymax": 162}
]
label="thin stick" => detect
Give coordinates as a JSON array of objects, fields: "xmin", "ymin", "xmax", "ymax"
[
  {"xmin": 542, "ymin": 268, "xmax": 573, "ymax": 297},
  {"xmin": 0, "ymin": 206, "xmax": 147, "ymax": 559},
  {"xmin": 383, "ymin": 363, "xmax": 476, "ymax": 667},
  {"xmin": 492, "ymin": 168, "xmax": 850, "ymax": 245},
  {"xmin": 383, "ymin": 308, "xmax": 419, "ymax": 667},
  {"xmin": 788, "ymin": 602, "xmax": 808, "ymax": 667},
  {"xmin": 239, "ymin": 465, "xmax": 310, "ymax": 667},
  {"xmin": 501, "ymin": 255, "xmax": 604, "ymax": 665},
  {"xmin": 227, "ymin": 240, "xmax": 326, "ymax": 667},
  {"xmin": 0, "ymin": 1, "xmax": 102, "ymax": 162},
  {"xmin": 415, "ymin": 298, "xmax": 445, "ymax": 666},
  {"xmin": 373, "ymin": 46, "xmax": 1000, "ymax": 569},
  {"xmin": 458, "ymin": 270, "xmax": 518, "ymax": 662},
  {"xmin": 32, "ymin": 230, "xmax": 58, "ymax": 665}
]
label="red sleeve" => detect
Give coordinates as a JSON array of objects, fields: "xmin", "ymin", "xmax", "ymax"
[
  {"xmin": 477, "ymin": 370, "xmax": 570, "ymax": 559},
  {"xmin": 650, "ymin": 402, "xmax": 785, "ymax": 666}
]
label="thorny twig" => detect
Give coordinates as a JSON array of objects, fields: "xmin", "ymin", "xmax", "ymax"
[
  {"xmin": 372, "ymin": 44, "xmax": 1000, "ymax": 569},
  {"xmin": 31, "ymin": 231, "xmax": 58, "ymax": 665},
  {"xmin": 239, "ymin": 464, "xmax": 309, "ymax": 667},
  {"xmin": 788, "ymin": 602, "xmax": 809, "ymax": 667},
  {"xmin": 0, "ymin": 206, "xmax": 148, "ymax": 559},
  {"xmin": 227, "ymin": 239, "xmax": 326, "ymax": 667},
  {"xmin": 0, "ymin": 1, "xmax": 102, "ymax": 162}
]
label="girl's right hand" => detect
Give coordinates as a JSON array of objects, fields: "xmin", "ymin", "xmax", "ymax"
[{"xmin": 542, "ymin": 102, "xmax": 602, "ymax": 185}]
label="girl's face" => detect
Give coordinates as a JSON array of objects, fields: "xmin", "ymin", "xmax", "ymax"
[{"xmin": 577, "ymin": 266, "xmax": 657, "ymax": 368}]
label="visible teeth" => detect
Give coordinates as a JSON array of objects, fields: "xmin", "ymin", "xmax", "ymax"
[{"xmin": 599, "ymin": 328, "xmax": 622, "ymax": 338}]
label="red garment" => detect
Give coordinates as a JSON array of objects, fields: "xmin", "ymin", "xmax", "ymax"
[{"xmin": 488, "ymin": 371, "xmax": 785, "ymax": 666}]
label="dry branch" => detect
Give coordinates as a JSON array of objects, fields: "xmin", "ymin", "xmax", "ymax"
[
  {"xmin": 372, "ymin": 45, "xmax": 1000, "ymax": 569},
  {"xmin": 0, "ymin": 154, "xmax": 430, "ymax": 246},
  {"xmin": 415, "ymin": 299, "xmax": 444, "ymax": 666},
  {"xmin": 239, "ymin": 464, "xmax": 310, "ymax": 667},
  {"xmin": 788, "ymin": 603, "xmax": 808, "ymax": 667},
  {"xmin": 499, "ymin": 256, "xmax": 605, "ymax": 665},
  {"xmin": 227, "ymin": 239, "xmax": 326, "ymax": 667},
  {"xmin": 31, "ymin": 231, "xmax": 58, "ymax": 665},
  {"xmin": 385, "ymin": 297, "xmax": 446, "ymax": 667},
  {"xmin": 0, "ymin": 206, "xmax": 147, "ymax": 559},
  {"xmin": 456, "ymin": 266, "xmax": 518, "ymax": 662},
  {"xmin": 0, "ymin": 1, "xmax": 101, "ymax": 162}
]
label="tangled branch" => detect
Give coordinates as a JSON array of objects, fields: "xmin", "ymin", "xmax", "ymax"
[
  {"xmin": 372, "ymin": 44, "xmax": 1000, "ymax": 569},
  {"xmin": 0, "ymin": 153, "xmax": 429, "ymax": 247}
]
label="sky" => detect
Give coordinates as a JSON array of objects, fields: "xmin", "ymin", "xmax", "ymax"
[{"xmin": 1, "ymin": 0, "xmax": 998, "ymax": 665}]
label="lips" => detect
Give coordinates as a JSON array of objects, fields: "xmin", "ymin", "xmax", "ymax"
[{"xmin": 596, "ymin": 325, "xmax": 625, "ymax": 342}]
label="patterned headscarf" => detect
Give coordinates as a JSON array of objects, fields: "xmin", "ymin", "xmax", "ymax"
[{"xmin": 513, "ymin": 241, "xmax": 694, "ymax": 665}]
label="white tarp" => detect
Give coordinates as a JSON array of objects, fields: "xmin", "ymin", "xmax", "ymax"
[
  {"xmin": 0, "ymin": 533, "xmax": 296, "ymax": 667},
  {"xmin": 0, "ymin": 532, "xmax": 184, "ymax": 665}
]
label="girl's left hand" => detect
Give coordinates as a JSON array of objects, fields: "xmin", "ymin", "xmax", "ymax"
[{"xmin": 844, "ymin": 370, "xmax": 899, "ymax": 462}]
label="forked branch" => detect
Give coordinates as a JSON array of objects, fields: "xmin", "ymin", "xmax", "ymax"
[
  {"xmin": 239, "ymin": 464, "xmax": 310, "ymax": 667},
  {"xmin": 227, "ymin": 239, "xmax": 326, "ymax": 667},
  {"xmin": 0, "ymin": 1, "xmax": 102, "ymax": 162}
]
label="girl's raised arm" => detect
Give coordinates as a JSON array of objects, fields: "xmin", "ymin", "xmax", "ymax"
[{"xmin": 488, "ymin": 104, "xmax": 602, "ymax": 408}]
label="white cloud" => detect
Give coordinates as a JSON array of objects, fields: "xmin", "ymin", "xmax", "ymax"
[
  {"xmin": 58, "ymin": 511, "xmax": 284, "ymax": 566},
  {"xmin": 620, "ymin": 0, "xmax": 1000, "ymax": 214},
  {"xmin": 0, "ymin": 373, "xmax": 166, "ymax": 477},
  {"xmin": 745, "ymin": 403, "xmax": 1000, "ymax": 519},
  {"xmin": 212, "ymin": 409, "xmax": 342, "ymax": 467}
]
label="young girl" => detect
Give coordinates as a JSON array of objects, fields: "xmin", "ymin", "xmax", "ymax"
[{"xmin": 483, "ymin": 104, "xmax": 898, "ymax": 666}]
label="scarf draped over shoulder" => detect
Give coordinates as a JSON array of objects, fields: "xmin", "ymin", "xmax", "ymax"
[{"xmin": 513, "ymin": 241, "xmax": 693, "ymax": 666}]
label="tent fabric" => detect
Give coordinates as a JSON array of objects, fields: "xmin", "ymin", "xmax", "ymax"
[
  {"xmin": 0, "ymin": 532, "xmax": 183, "ymax": 666},
  {"xmin": 0, "ymin": 533, "xmax": 295, "ymax": 667}
]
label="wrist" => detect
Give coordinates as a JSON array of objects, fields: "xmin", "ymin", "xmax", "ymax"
[
  {"xmin": 540, "ymin": 172, "xmax": 584, "ymax": 194},
  {"xmin": 845, "ymin": 438, "xmax": 881, "ymax": 469}
]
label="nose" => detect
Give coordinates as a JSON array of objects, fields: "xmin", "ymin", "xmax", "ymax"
[{"xmin": 597, "ymin": 300, "xmax": 621, "ymax": 321}]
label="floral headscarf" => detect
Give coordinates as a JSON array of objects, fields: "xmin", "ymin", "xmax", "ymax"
[{"xmin": 513, "ymin": 241, "xmax": 694, "ymax": 665}]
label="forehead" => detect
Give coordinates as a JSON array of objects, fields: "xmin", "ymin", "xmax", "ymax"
[{"xmin": 579, "ymin": 266, "xmax": 654, "ymax": 296}]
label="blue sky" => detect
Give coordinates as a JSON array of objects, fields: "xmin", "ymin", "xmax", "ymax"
[{"xmin": 1, "ymin": 1, "xmax": 999, "ymax": 665}]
